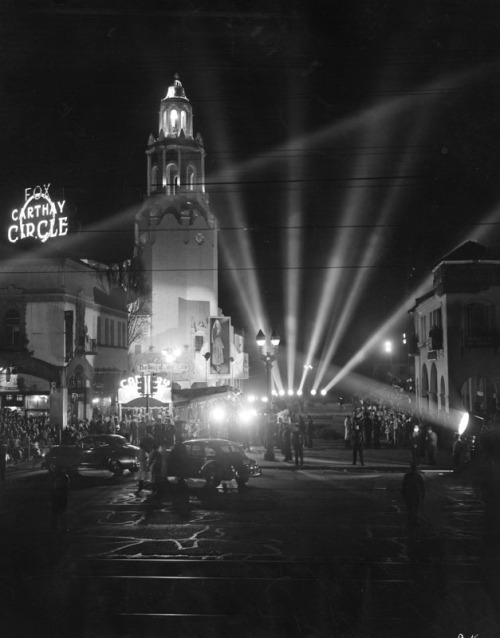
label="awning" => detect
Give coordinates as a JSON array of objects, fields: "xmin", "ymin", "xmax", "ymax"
[
  {"xmin": 121, "ymin": 396, "xmax": 169, "ymax": 408},
  {"xmin": 172, "ymin": 385, "xmax": 235, "ymax": 406}
]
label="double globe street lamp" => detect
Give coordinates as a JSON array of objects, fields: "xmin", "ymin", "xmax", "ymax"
[{"xmin": 256, "ymin": 329, "xmax": 280, "ymax": 461}]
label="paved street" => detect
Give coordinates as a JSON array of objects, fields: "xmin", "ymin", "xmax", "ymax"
[{"xmin": 1, "ymin": 443, "xmax": 499, "ymax": 638}]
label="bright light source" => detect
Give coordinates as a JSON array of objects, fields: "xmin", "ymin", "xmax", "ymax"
[
  {"xmin": 288, "ymin": 389, "xmax": 294, "ymax": 396},
  {"xmin": 320, "ymin": 389, "xmax": 327, "ymax": 396},
  {"xmin": 384, "ymin": 340, "xmax": 392, "ymax": 353},
  {"xmin": 279, "ymin": 389, "xmax": 285, "ymax": 397},
  {"xmin": 256, "ymin": 330, "xmax": 266, "ymax": 348},
  {"xmin": 247, "ymin": 394, "xmax": 256, "ymax": 403},
  {"xmin": 238, "ymin": 409, "xmax": 255, "ymax": 424},
  {"xmin": 210, "ymin": 406, "xmax": 226, "ymax": 422},
  {"xmin": 297, "ymin": 389, "xmax": 303, "ymax": 396},
  {"xmin": 270, "ymin": 330, "xmax": 280, "ymax": 347},
  {"xmin": 262, "ymin": 396, "xmax": 268, "ymax": 403},
  {"xmin": 310, "ymin": 389, "xmax": 317, "ymax": 396},
  {"xmin": 458, "ymin": 412, "xmax": 469, "ymax": 436}
]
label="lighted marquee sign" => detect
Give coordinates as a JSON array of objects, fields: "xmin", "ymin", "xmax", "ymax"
[
  {"xmin": 7, "ymin": 184, "xmax": 68, "ymax": 244},
  {"xmin": 118, "ymin": 375, "xmax": 172, "ymax": 404}
]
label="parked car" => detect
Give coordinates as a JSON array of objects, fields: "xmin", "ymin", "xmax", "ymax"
[
  {"xmin": 41, "ymin": 434, "xmax": 139, "ymax": 475},
  {"xmin": 166, "ymin": 438, "xmax": 261, "ymax": 487}
]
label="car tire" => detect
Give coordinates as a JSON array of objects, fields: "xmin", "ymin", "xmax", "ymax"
[
  {"xmin": 109, "ymin": 460, "xmax": 123, "ymax": 475},
  {"xmin": 204, "ymin": 470, "xmax": 221, "ymax": 488},
  {"xmin": 236, "ymin": 476, "xmax": 249, "ymax": 487}
]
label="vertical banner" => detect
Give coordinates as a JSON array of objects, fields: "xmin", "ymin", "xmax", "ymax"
[
  {"xmin": 209, "ymin": 317, "xmax": 231, "ymax": 376},
  {"xmin": 64, "ymin": 310, "xmax": 74, "ymax": 362}
]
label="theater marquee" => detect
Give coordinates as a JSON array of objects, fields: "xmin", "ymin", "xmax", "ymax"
[{"xmin": 7, "ymin": 184, "xmax": 69, "ymax": 244}]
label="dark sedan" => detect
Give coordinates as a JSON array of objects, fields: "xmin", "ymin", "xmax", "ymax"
[
  {"xmin": 166, "ymin": 438, "xmax": 261, "ymax": 487},
  {"xmin": 41, "ymin": 434, "xmax": 139, "ymax": 475}
]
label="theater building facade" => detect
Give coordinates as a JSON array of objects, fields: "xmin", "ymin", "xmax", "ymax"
[{"xmin": 127, "ymin": 75, "xmax": 248, "ymax": 396}]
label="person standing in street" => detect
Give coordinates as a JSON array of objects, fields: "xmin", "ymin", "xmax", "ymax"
[
  {"xmin": 148, "ymin": 442, "xmax": 163, "ymax": 494},
  {"xmin": 425, "ymin": 426, "xmax": 438, "ymax": 465},
  {"xmin": 292, "ymin": 427, "xmax": 304, "ymax": 467},
  {"xmin": 283, "ymin": 425, "xmax": 293, "ymax": 462},
  {"xmin": 401, "ymin": 462, "xmax": 425, "ymax": 529},
  {"xmin": 50, "ymin": 466, "xmax": 70, "ymax": 532},
  {"xmin": 135, "ymin": 440, "xmax": 149, "ymax": 495},
  {"xmin": 351, "ymin": 423, "xmax": 364, "ymax": 465}
]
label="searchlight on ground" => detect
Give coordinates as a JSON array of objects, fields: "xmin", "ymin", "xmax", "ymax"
[{"xmin": 458, "ymin": 412, "xmax": 469, "ymax": 436}]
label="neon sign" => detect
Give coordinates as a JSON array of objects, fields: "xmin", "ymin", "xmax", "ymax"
[{"xmin": 7, "ymin": 184, "xmax": 68, "ymax": 244}]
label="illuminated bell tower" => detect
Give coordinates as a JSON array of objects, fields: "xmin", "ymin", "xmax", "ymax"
[{"xmin": 134, "ymin": 75, "xmax": 218, "ymax": 375}]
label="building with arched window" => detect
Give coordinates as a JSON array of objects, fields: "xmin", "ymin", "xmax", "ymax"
[{"xmin": 410, "ymin": 241, "xmax": 500, "ymax": 423}]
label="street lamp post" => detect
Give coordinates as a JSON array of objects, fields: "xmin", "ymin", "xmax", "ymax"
[
  {"xmin": 384, "ymin": 340, "xmax": 393, "ymax": 380},
  {"xmin": 256, "ymin": 329, "xmax": 280, "ymax": 461},
  {"xmin": 162, "ymin": 347, "xmax": 181, "ymax": 385}
]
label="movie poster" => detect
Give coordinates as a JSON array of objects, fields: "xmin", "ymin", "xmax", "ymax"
[{"xmin": 209, "ymin": 316, "xmax": 231, "ymax": 376}]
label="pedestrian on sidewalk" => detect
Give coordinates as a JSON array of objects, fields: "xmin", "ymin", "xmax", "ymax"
[
  {"xmin": 401, "ymin": 462, "xmax": 425, "ymax": 528},
  {"xmin": 351, "ymin": 423, "xmax": 364, "ymax": 465},
  {"xmin": 50, "ymin": 466, "xmax": 70, "ymax": 532},
  {"xmin": 344, "ymin": 415, "xmax": 353, "ymax": 448}
]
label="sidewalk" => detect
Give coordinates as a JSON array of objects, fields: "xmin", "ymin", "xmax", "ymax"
[
  {"xmin": 5, "ymin": 456, "xmax": 42, "ymax": 474},
  {"xmin": 246, "ymin": 439, "xmax": 454, "ymax": 473}
]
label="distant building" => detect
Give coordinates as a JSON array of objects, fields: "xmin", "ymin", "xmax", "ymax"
[
  {"xmin": 130, "ymin": 75, "xmax": 248, "ymax": 392},
  {"xmin": 410, "ymin": 240, "xmax": 500, "ymax": 421},
  {"xmin": 0, "ymin": 256, "xmax": 128, "ymax": 426}
]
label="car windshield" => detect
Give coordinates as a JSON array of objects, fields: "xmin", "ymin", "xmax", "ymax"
[{"xmin": 229, "ymin": 443, "xmax": 245, "ymax": 454}]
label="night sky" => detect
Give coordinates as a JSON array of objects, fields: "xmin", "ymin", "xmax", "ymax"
[{"xmin": 2, "ymin": 0, "xmax": 500, "ymax": 382}]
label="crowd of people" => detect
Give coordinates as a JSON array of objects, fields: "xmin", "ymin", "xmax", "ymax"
[
  {"xmin": 0, "ymin": 409, "xmax": 59, "ymax": 464},
  {"xmin": 343, "ymin": 396, "xmax": 440, "ymax": 465},
  {"xmin": 0, "ymin": 408, "xmax": 179, "ymax": 466}
]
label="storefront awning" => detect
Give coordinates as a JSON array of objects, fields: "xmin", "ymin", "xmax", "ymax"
[{"xmin": 172, "ymin": 385, "xmax": 235, "ymax": 406}]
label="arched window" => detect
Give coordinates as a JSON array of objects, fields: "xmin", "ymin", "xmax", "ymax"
[
  {"xmin": 151, "ymin": 165, "xmax": 158, "ymax": 191},
  {"xmin": 166, "ymin": 163, "xmax": 179, "ymax": 195},
  {"xmin": 4, "ymin": 309, "xmax": 21, "ymax": 346},
  {"xmin": 421, "ymin": 363, "xmax": 429, "ymax": 398},
  {"xmin": 180, "ymin": 110, "xmax": 187, "ymax": 132},
  {"xmin": 186, "ymin": 165, "xmax": 196, "ymax": 191},
  {"xmin": 169, "ymin": 109, "xmax": 178, "ymax": 134}
]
